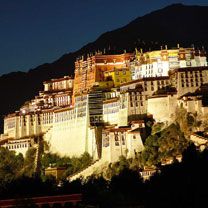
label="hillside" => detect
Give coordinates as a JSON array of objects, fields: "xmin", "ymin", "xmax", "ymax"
[{"xmin": 1, "ymin": 3, "xmax": 208, "ymax": 130}]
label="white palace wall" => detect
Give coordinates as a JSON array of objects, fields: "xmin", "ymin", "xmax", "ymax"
[
  {"xmin": 46, "ymin": 114, "xmax": 88, "ymax": 157},
  {"xmin": 147, "ymin": 94, "xmax": 177, "ymax": 123}
]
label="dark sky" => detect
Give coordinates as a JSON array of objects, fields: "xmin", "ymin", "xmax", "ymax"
[{"xmin": 0, "ymin": 0, "xmax": 207, "ymax": 75}]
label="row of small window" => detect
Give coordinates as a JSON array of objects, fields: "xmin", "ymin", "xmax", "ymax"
[
  {"xmin": 143, "ymin": 68, "xmax": 163, "ymax": 74},
  {"xmin": 55, "ymin": 100, "xmax": 70, "ymax": 106},
  {"xmin": 130, "ymin": 101, "xmax": 144, "ymax": 107},
  {"xmin": 181, "ymin": 81, "xmax": 202, "ymax": 87},
  {"xmin": 7, "ymin": 143, "xmax": 31, "ymax": 149},
  {"xmin": 146, "ymin": 80, "xmax": 169, "ymax": 86},
  {"xmin": 103, "ymin": 136, "xmax": 125, "ymax": 147},
  {"xmin": 90, "ymin": 116, "xmax": 103, "ymax": 123},
  {"xmin": 116, "ymin": 78, "xmax": 127, "ymax": 83},
  {"xmin": 51, "ymin": 81, "xmax": 66, "ymax": 88},
  {"xmin": 104, "ymin": 102, "xmax": 120, "ymax": 108},
  {"xmin": 180, "ymin": 71, "xmax": 203, "ymax": 78},
  {"xmin": 19, "ymin": 116, "xmax": 41, "ymax": 126},
  {"xmin": 115, "ymin": 69, "xmax": 128, "ymax": 75},
  {"xmin": 140, "ymin": 171, "xmax": 154, "ymax": 177},
  {"xmin": 181, "ymin": 77, "xmax": 203, "ymax": 83},
  {"xmin": 145, "ymin": 70, "xmax": 154, "ymax": 75},
  {"xmin": 55, "ymin": 115, "xmax": 76, "ymax": 122},
  {"xmin": 138, "ymin": 64, "xmax": 153, "ymax": 70},
  {"xmin": 42, "ymin": 119, "xmax": 53, "ymax": 124},
  {"xmin": 181, "ymin": 78, "xmax": 203, "ymax": 84},
  {"xmin": 103, "ymin": 109, "xmax": 119, "ymax": 114},
  {"xmin": 130, "ymin": 91, "xmax": 142, "ymax": 96},
  {"xmin": 20, "ymin": 120, "xmax": 41, "ymax": 126},
  {"xmin": 42, "ymin": 114, "xmax": 53, "ymax": 123},
  {"xmin": 103, "ymin": 134, "xmax": 137, "ymax": 147},
  {"xmin": 130, "ymin": 94, "xmax": 147, "ymax": 100},
  {"xmin": 144, "ymin": 86, "xmax": 164, "ymax": 92},
  {"xmin": 130, "ymin": 95, "xmax": 143, "ymax": 101}
]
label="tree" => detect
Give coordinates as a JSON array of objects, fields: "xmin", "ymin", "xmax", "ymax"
[
  {"xmin": 23, "ymin": 148, "xmax": 36, "ymax": 177},
  {"xmin": 41, "ymin": 153, "xmax": 63, "ymax": 168},
  {"xmin": 139, "ymin": 123, "xmax": 188, "ymax": 167},
  {"xmin": 175, "ymin": 106, "xmax": 202, "ymax": 136},
  {"xmin": 0, "ymin": 147, "xmax": 24, "ymax": 184},
  {"xmin": 105, "ymin": 156, "xmax": 130, "ymax": 178}
]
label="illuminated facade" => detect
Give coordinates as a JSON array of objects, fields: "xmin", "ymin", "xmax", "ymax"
[
  {"xmin": 73, "ymin": 53, "xmax": 133, "ymax": 96},
  {"xmin": 104, "ymin": 67, "xmax": 132, "ymax": 87},
  {"xmin": 0, "ymin": 49, "xmax": 207, "ymax": 168},
  {"xmin": 131, "ymin": 47, "xmax": 207, "ymax": 79},
  {"xmin": 102, "ymin": 122, "xmax": 145, "ymax": 163}
]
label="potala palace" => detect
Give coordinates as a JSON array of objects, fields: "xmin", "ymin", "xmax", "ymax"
[{"xmin": 0, "ymin": 46, "xmax": 208, "ymax": 171}]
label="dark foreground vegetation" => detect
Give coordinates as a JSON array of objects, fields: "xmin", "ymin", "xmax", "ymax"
[{"xmin": 0, "ymin": 144, "xmax": 207, "ymax": 207}]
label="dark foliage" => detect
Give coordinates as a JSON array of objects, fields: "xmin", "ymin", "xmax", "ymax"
[{"xmin": 0, "ymin": 145, "xmax": 208, "ymax": 207}]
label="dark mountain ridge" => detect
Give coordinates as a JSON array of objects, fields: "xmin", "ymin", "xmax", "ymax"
[{"xmin": 1, "ymin": 3, "xmax": 208, "ymax": 130}]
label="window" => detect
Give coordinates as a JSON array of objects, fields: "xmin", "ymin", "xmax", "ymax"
[
  {"xmin": 121, "ymin": 134, "xmax": 125, "ymax": 145},
  {"xmin": 103, "ymin": 134, "xmax": 109, "ymax": 147},
  {"xmin": 115, "ymin": 133, "xmax": 119, "ymax": 146},
  {"xmin": 158, "ymin": 68, "xmax": 163, "ymax": 73},
  {"xmin": 122, "ymin": 69, "xmax": 126, "ymax": 75},
  {"xmin": 191, "ymin": 79, "xmax": 194, "ymax": 87},
  {"xmin": 23, "ymin": 117, "xmax": 26, "ymax": 126},
  {"xmin": 38, "ymin": 115, "xmax": 41, "ymax": 125}
]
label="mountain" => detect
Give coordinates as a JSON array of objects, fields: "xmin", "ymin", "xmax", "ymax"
[{"xmin": 1, "ymin": 3, "xmax": 208, "ymax": 130}]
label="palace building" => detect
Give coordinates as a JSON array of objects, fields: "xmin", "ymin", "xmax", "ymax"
[
  {"xmin": 73, "ymin": 53, "xmax": 134, "ymax": 96},
  {"xmin": 131, "ymin": 47, "xmax": 207, "ymax": 79},
  {"xmin": 0, "ymin": 47, "xmax": 208, "ymax": 167}
]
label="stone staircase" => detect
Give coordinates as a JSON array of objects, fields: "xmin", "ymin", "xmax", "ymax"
[
  {"xmin": 34, "ymin": 127, "xmax": 53, "ymax": 174},
  {"xmin": 68, "ymin": 159, "xmax": 108, "ymax": 181},
  {"xmin": 34, "ymin": 136, "xmax": 42, "ymax": 174}
]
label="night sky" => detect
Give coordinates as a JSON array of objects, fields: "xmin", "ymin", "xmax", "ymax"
[{"xmin": 0, "ymin": 0, "xmax": 207, "ymax": 75}]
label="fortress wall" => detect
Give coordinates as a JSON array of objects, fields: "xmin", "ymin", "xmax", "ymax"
[
  {"xmin": 87, "ymin": 127, "xmax": 98, "ymax": 160},
  {"xmin": 103, "ymin": 111, "xmax": 119, "ymax": 125},
  {"xmin": 148, "ymin": 95, "xmax": 177, "ymax": 123},
  {"xmin": 46, "ymin": 116, "xmax": 89, "ymax": 157},
  {"xmin": 126, "ymin": 133, "xmax": 144, "ymax": 159}
]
